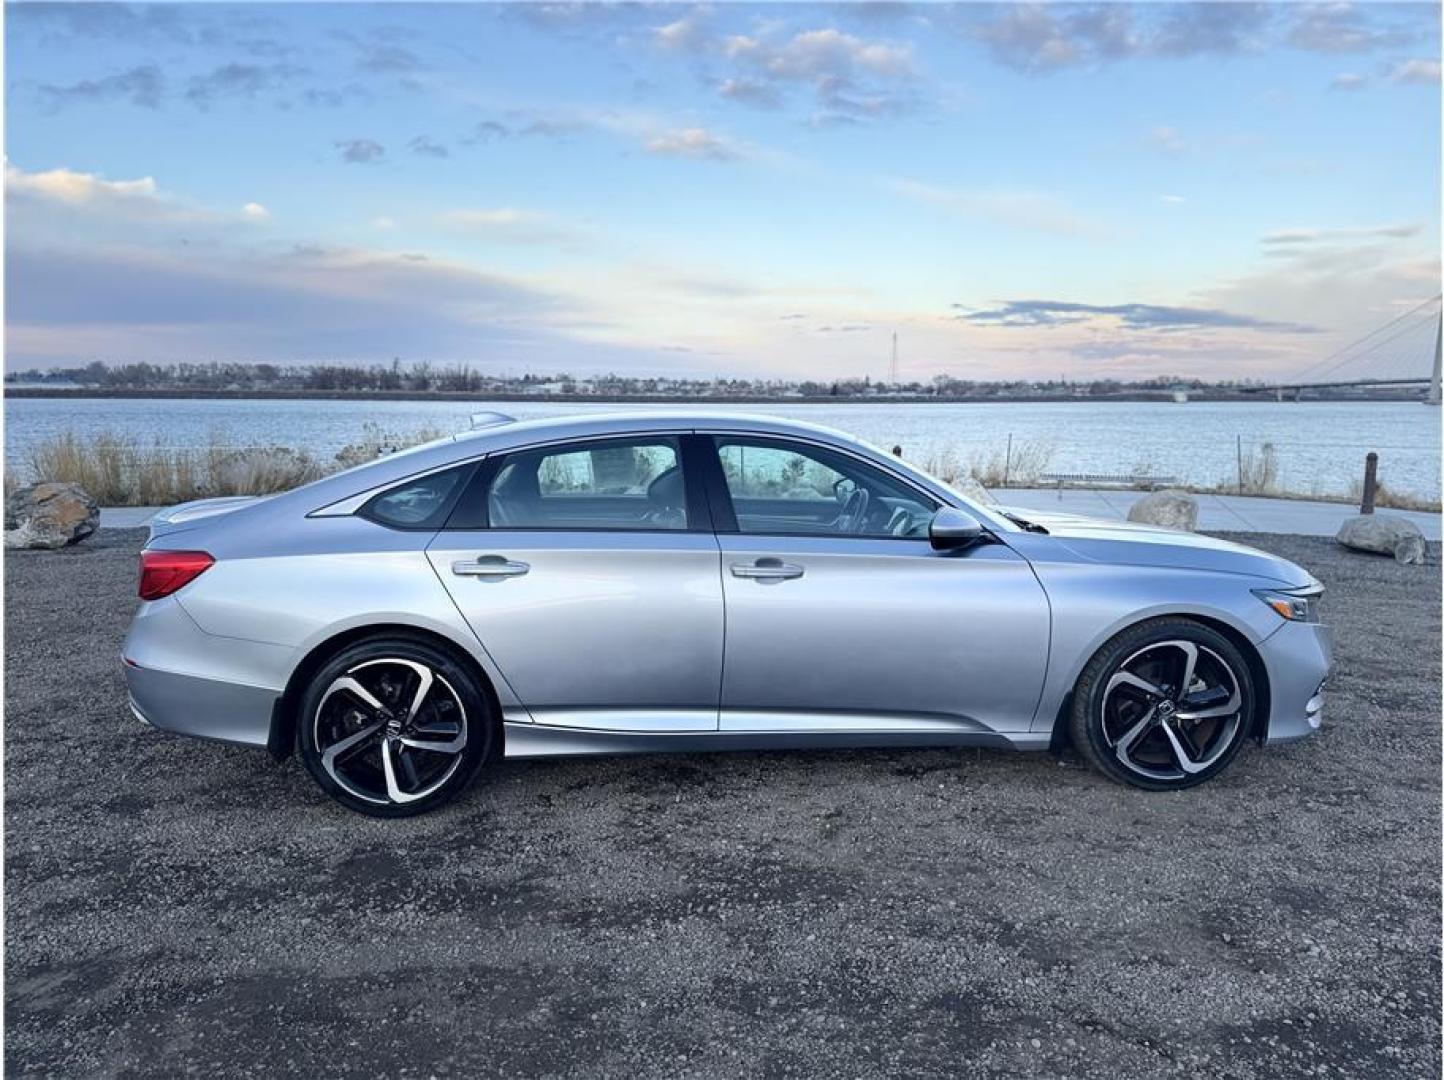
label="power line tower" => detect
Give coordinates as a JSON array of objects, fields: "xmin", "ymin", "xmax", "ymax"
[
  {"xmin": 889, "ymin": 332, "xmax": 899, "ymax": 385},
  {"xmin": 1429, "ymin": 313, "xmax": 1442, "ymax": 406}
]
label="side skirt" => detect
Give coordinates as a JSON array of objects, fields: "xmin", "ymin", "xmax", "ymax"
[{"xmin": 501, "ymin": 722, "xmax": 1051, "ymax": 759}]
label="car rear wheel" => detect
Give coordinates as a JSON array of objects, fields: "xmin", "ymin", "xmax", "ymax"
[
  {"xmin": 1069, "ymin": 618, "xmax": 1254, "ymax": 791},
  {"xmin": 298, "ymin": 636, "xmax": 496, "ymax": 817}
]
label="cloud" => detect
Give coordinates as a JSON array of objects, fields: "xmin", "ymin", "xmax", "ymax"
[
  {"xmin": 5, "ymin": 164, "xmax": 159, "ymax": 205},
  {"xmin": 1390, "ymin": 58, "xmax": 1442, "ymax": 84},
  {"xmin": 407, "ymin": 135, "xmax": 450, "ymax": 158},
  {"xmin": 644, "ymin": 127, "xmax": 740, "ymax": 161},
  {"xmin": 242, "ymin": 202, "xmax": 269, "ymax": 219},
  {"xmin": 966, "ymin": 3, "xmax": 1268, "ymax": 72},
  {"xmin": 728, "ymin": 27, "xmax": 914, "ymax": 81},
  {"xmin": 654, "ymin": 11, "xmax": 711, "ymax": 53},
  {"xmin": 718, "ymin": 77, "xmax": 782, "ymax": 109},
  {"xmin": 1145, "ymin": 125, "xmax": 1186, "ymax": 155},
  {"xmin": 38, "ymin": 65, "xmax": 165, "ymax": 110},
  {"xmin": 957, "ymin": 299, "xmax": 1316, "ymax": 333},
  {"xmin": 1151, "ymin": 2, "xmax": 1270, "ymax": 57},
  {"xmin": 1262, "ymin": 223, "xmax": 1422, "ymax": 245},
  {"xmin": 335, "ymin": 139, "xmax": 385, "ymax": 164},
  {"xmin": 1286, "ymin": 3, "xmax": 1417, "ymax": 54},
  {"xmin": 889, "ymin": 178, "xmax": 1107, "ymax": 238},
  {"xmin": 185, "ymin": 62, "xmax": 306, "ymax": 108},
  {"xmin": 1160, "ymin": 194, "xmax": 1186, "ymax": 204},
  {"xmin": 372, "ymin": 216, "xmax": 397, "ymax": 230},
  {"xmin": 4, "ymin": 240, "xmax": 578, "ymax": 366},
  {"xmin": 465, "ymin": 114, "xmax": 586, "ymax": 143},
  {"xmin": 653, "ymin": 20, "xmax": 915, "ymax": 122},
  {"xmin": 357, "ymin": 44, "xmax": 423, "ymax": 74},
  {"xmin": 1330, "ymin": 72, "xmax": 1369, "ymax": 90}
]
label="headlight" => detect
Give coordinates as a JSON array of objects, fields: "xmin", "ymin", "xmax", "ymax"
[{"xmin": 1253, "ymin": 585, "xmax": 1323, "ymax": 622}]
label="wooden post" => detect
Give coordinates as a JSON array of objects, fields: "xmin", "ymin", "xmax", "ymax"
[
  {"xmin": 1361, "ymin": 452, "xmax": 1378, "ymax": 515},
  {"xmin": 1003, "ymin": 434, "xmax": 1013, "ymax": 488},
  {"xmin": 1236, "ymin": 435, "xmax": 1244, "ymax": 494}
]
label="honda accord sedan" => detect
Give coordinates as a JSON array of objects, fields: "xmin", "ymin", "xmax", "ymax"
[{"xmin": 123, "ymin": 412, "xmax": 1331, "ymax": 816}]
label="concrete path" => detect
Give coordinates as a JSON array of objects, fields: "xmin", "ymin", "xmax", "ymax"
[
  {"xmin": 101, "ymin": 492, "xmax": 1441, "ymax": 540},
  {"xmin": 995, "ymin": 488, "xmax": 1441, "ymax": 540}
]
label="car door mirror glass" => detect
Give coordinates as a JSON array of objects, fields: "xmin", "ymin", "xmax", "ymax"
[{"xmin": 929, "ymin": 506, "xmax": 984, "ymax": 550}]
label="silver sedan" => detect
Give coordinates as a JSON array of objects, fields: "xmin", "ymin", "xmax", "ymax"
[{"xmin": 123, "ymin": 412, "xmax": 1332, "ymax": 816}]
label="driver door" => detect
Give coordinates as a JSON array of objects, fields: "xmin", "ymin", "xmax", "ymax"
[{"xmin": 703, "ymin": 435, "xmax": 1050, "ymax": 734}]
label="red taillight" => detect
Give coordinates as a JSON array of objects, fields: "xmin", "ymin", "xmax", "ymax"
[{"xmin": 138, "ymin": 550, "xmax": 215, "ymax": 601}]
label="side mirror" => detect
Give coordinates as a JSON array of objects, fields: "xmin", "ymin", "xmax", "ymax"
[{"xmin": 929, "ymin": 506, "xmax": 984, "ymax": 550}]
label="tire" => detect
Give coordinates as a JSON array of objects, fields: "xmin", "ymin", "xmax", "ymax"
[
  {"xmin": 298, "ymin": 634, "xmax": 497, "ymax": 817},
  {"xmin": 1069, "ymin": 617, "xmax": 1255, "ymax": 791}
]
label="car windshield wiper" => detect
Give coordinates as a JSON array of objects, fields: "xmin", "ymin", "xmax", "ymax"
[{"xmin": 1002, "ymin": 511, "xmax": 1049, "ymax": 534}]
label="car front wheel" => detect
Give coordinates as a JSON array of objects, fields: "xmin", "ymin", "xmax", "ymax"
[
  {"xmin": 298, "ymin": 636, "xmax": 496, "ymax": 816},
  {"xmin": 1069, "ymin": 617, "xmax": 1255, "ymax": 791}
]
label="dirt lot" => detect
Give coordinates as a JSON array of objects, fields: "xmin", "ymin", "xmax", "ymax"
[{"xmin": 5, "ymin": 528, "xmax": 1440, "ymax": 1078}]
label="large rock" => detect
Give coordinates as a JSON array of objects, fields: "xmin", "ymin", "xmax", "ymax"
[
  {"xmin": 1127, "ymin": 489, "xmax": 1198, "ymax": 532},
  {"xmin": 1336, "ymin": 513, "xmax": 1426, "ymax": 565},
  {"xmin": 4, "ymin": 483, "xmax": 100, "ymax": 550},
  {"xmin": 953, "ymin": 475, "xmax": 994, "ymax": 507}
]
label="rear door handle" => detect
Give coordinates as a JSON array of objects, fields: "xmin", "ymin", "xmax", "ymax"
[
  {"xmin": 452, "ymin": 555, "xmax": 530, "ymax": 578},
  {"xmin": 731, "ymin": 559, "xmax": 804, "ymax": 581}
]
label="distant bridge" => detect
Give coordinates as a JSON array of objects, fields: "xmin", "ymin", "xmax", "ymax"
[{"xmin": 1240, "ymin": 293, "xmax": 1442, "ymax": 404}]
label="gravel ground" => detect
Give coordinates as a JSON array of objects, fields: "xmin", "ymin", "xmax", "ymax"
[{"xmin": 5, "ymin": 529, "xmax": 1440, "ymax": 1078}]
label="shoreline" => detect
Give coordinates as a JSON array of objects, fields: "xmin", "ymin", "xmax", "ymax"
[{"xmin": 4, "ymin": 387, "xmax": 1431, "ymax": 405}]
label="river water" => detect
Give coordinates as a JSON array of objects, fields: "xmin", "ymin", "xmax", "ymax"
[{"xmin": 4, "ymin": 396, "xmax": 1439, "ymax": 501}]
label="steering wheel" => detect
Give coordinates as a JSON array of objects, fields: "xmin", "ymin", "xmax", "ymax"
[{"xmin": 838, "ymin": 487, "xmax": 870, "ymax": 534}]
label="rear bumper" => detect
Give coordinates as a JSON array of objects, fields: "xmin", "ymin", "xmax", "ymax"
[
  {"xmin": 122, "ymin": 594, "xmax": 291, "ymax": 750},
  {"xmin": 1259, "ymin": 620, "xmax": 1333, "ymax": 745},
  {"xmin": 124, "ymin": 662, "xmax": 277, "ymax": 748}
]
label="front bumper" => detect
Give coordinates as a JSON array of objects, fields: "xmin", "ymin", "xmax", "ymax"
[
  {"xmin": 122, "ymin": 594, "xmax": 290, "ymax": 749},
  {"xmin": 1259, "ymin": 619, "xmax": 1333, "ymax": 744}
]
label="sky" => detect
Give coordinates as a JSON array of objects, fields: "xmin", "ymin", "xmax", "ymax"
[{"xmin": 4, "ymin": 1, "xmax": 1441, "ymax": 382}]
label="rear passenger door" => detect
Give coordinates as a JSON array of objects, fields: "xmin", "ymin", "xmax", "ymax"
[{"xmin": 425, "ymin": 435, "xmax": 725, "ymax": 732}]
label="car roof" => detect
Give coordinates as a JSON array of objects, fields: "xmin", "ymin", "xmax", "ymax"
[
  {"xmin": 243, "ymin": 408, "xmax": 1017, "ymax": 535},
  {"xmin": 451, "ymin": 409, "xmax": 863, "ymax": 452}
]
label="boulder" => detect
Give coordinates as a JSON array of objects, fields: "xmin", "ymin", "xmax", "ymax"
[
  {"xmin": 1127, "ymin": 489, "xmax": 1198, "ymax": 532},
  {"xmin": 953, "ymin": 474, "xmax": 994, "ymax": 507},
  {"xmin": 4, "ymin": 483, "xmax": 100, "ymax": 550},
  {"xmin": 1336, "ymin": 513, "xmax": 1427, "ymax": 565}
]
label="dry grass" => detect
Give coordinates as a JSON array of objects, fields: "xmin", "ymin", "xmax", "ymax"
[
  {"xmin": 16, "ymin": 426, "xmax": 446, "ymax": 506},
  {"xmin": 1236, "ymin": 441, "xmax": 1280, "ymax": 496},
  {"xmin": 921, "ymin": 439, "xmax": 1054, "ymax": 489}
]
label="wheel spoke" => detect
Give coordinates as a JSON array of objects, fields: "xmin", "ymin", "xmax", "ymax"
[
  {"xmin": 1159, "ymin": 719, "xmax": 1211, "ymax": 774},
  {"xmin": 320, "ymin": 676, "xmax": 386, "ymax": 716},
  {"xmin": 1173, "ymin": 641, "xmax": 1199, "ymax": 700},
  {"xmin": 321, "ymin": 720, "xmax": 385, "ymax": 777},
  {"xmin": 380, "ymin": 738, "xmax": 427, "ymax": 804},
  {"xmin": 405, "ymin": 664, "xmax": 434, "ymax": 723},
  {"xmin": 1106, "ymin": 670, "xmax": 1165, "ymax": 699},
  {"xmin": 1175, "ymin": 685, "xmax": 1241, "ymax": 721},
  {"xmin": 1113, "ymin": 705, "xmax": 1159, "ymax": 768},
  {"xmin": 399, "ymin": 732, "xmax": 466, "ymax": 754}
]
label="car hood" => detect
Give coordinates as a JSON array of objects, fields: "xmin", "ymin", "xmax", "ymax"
[{"xmin": 997, "ymin": 506, "xmax": 1316, "ymax": 588}]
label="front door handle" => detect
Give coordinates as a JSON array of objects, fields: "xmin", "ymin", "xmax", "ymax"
[
  {"xmin": 452, "ymin": 555, "xmax": 530, "ymax": 578},
  {"xmin": 731, "ymin": 559, "xmax": 804, "ymax": 581}
]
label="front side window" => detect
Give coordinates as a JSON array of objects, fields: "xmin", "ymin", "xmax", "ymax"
[
  {"xmin": 360, "ymin": 464, "xmax": 471, "ymax": 529},
  {"xmin": 715, "ymin": 439, "xmax": 935, "ymax": 538},
  {"xmin": 486, "ymin": 438, "xmax": 687, "ymax": 530}
]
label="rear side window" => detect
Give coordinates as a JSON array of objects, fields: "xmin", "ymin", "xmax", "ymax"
[
  {"xmin": 455, "ymin": 438, "xmax": 688, "ymax": 531},
  {"xmin": 359, "ymin": 464, "xmax": 471, "ymax": 530}
]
